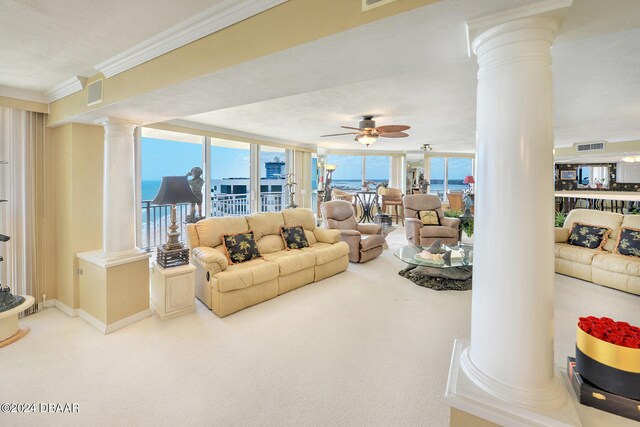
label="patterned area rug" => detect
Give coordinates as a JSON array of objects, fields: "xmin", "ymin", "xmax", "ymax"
[{"xmin": 398, "ymin": 265, "xmax": 472, "ymax": 291}]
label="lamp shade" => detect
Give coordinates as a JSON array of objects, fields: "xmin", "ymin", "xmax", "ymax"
[
  {"xmin": 463, "ymin": 175, "xmax": 475, "ymax": 184},
  {"xmin": 151, "ymin": 176, "xmax": 200, "ymax": 205}
]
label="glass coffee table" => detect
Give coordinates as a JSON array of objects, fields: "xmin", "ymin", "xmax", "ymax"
[{"xmin": 393, "ymin": 243, "xmax": 473, "ymax": 291}]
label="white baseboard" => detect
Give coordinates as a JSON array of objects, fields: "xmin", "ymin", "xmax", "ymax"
[
  {"xmin": 78, "ymin": 308, "xmax": 151, "ymax": 335},
  {"xmin": 53, "ymin": 300, "xmax": 79, "ymax": 318},
  {"xmin": 105, "ymin": 309, "xmax": 152, "ymax": 334},
  {"xmin": 48, "ymin": 299, "xmax": 150, "ymax": 334}
]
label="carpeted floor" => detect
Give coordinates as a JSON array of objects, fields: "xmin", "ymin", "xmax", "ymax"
[{"xmin": 1, "ymin": 228, "xmax": 638, "ymax": 427}]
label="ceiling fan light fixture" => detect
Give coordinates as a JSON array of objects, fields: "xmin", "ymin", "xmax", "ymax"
[
  {"xmin": 356, "ymin": 134, "xmax": 377, "ymax": 147},
  {"xmin": 420, "ymin": 144, "xmax": 433, "ymax": 152}
]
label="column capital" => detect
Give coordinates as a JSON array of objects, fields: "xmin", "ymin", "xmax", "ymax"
[
  {"xmin": 465, "ymin": 0, "xmax": 572, "ymax": 57},
  {"xmin": 94, "ymin": 117, "xmax": 141, "ymax": 130}
]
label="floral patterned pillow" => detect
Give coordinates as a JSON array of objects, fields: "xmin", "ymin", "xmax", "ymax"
[
  {"xmin": 418, "ymin": 210, "xmax": 441, "ymax": 226},
  {"xmin": 222, "ymin": 231, "xmax": 261, "ymax": 264},
  {"xmin": 280, "ymin": 226, "xmax": 310, "ymax": 250},
  {"xmin": 614, "ymin": 226, "xmax": 640, "ymax": 257},
  {"xmin": 568, "ymin": 222, "xmax": 611, "ymax": 250}
]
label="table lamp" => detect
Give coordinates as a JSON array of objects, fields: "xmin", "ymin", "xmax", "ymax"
[
  {"xmin": 463, "ymin": 175, "xmax": 475, "ymax": 193},
  {"xmin": 151, "ymin": 176, "xmax": 200, "ymax": 267}
]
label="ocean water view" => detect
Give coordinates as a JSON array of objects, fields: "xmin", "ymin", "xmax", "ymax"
[{"xmin": 142, "ymin": 179, "xmax": 468, "ymax": 202}]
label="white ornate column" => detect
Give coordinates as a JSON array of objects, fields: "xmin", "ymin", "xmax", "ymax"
[
  {"xmin": 76, "ymin": 117, "xmax": 150, "ymax": 334},
  {"xmin": 446, "ymin": 2, "xmax": 579, "ymax": 425},
  {"xmin": 98, "ymin": 118, "xmax": 140, "ymax": 257}
]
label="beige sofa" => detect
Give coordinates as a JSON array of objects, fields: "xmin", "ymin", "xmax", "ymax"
[
  {"xmin": 555, "ymin": 209, "xmax": 640, "ymax": 295},
  {"xmin": 186, "ymin": 208, "xmax": 350, "ymax": 317}
]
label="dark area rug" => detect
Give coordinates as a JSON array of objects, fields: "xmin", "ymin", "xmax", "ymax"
[{"xmin": 398, "ymin": 265, "xmax": 472, "ymax": 291}]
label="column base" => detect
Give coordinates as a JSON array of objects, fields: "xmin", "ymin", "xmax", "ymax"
[
  {"xmin": 77, "ymin": 250, "xmax": 151, "ymax": 334},
  {"xmin": 446, "ymin": 339, "xmax": 581, "ymax": 427}
]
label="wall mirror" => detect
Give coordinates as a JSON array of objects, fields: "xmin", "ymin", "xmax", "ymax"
[{"xmin": 577, "ymin": 165, "xmax": 610, "ymax": 189}]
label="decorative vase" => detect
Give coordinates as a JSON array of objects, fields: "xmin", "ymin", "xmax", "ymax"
[{"xmin": 575, "ymin": 325, "xmax": 640, "ymax": 400}]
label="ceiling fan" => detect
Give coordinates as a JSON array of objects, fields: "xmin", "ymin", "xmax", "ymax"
[{"xmin": 321, "ymin": 115, "xmax": 410, "ymax": 147}]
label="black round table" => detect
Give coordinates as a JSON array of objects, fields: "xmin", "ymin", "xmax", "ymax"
[{"xmin": 355, "ymin": 191, "xmax": 378, "ymax": 223}]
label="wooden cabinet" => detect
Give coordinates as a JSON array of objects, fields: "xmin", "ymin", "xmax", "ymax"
[{"xmin": 150, "ymin": 262, "xmax": 195, "ymax": 320}]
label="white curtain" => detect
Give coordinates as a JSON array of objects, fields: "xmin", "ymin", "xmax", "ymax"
[{"xmin": 0, "ymin": 108, "xmax": 45, "ymax": 316}]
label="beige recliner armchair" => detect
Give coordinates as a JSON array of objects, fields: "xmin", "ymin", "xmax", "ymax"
[
  {"xmin": 403, "ymin": 194, "xmax": 460, "ymax": 246},
  {"xmin": 321, "ymin": 200, "xmax": 386, "ymax": 263}
]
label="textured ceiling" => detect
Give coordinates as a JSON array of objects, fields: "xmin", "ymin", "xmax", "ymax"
[
  {"xmin": 0, "ymin": 0, "xmax": 218, "ymax": 92},
  {"xmin": 178, "ymin": 0, "xmax": 640, "ymax": 152},
  {"xmin": 3, "ymin": 0, "xmax": 640, "ymax": 154}
]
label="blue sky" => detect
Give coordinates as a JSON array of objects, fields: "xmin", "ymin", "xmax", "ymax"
[
  {"xmin": 141, "ymin": 137, "xmax": 471, "ymax": 182},
  {"xmin": 142, "ymin": 137, "xmax": 283, "ymax": 180}
]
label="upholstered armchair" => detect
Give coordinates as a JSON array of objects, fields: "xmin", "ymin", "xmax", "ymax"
[
  {"xmin": 321, "ymin": 200, "xmax": 386, "ymax": 263},
  {"xmin": 403, "ymin": 194, "xmax": 460, "ymax": 246}
]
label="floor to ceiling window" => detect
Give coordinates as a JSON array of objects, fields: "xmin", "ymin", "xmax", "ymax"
[
  {"xmin": 140, "ymin": 129, "xmax": 203, "ymax": 250},
  {"xmin": 210, "ymin": 138, "xmax": 251, "ymax": 216},
  {"xmin": 365, "ymin": 156, "xmax": 390, "ymax": 188},
  {"xmin": 429, "ymin": 157, "xmax": 446, "ymax": 198},
  {"xmin": 259, "ymin": 146, "xmax": 286, "ymax": 212},
  {"xmin": 429, "ymin": 156, "xmax": 474, "ymax": 200},
  {"xmin": 326, "ymin": 155, "xmax": 363, "ymax": 191},
  {"xmin": 447, "ymin": 158, "xmax": 473, "ymax": 193}
]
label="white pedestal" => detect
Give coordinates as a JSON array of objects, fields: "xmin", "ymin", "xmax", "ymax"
[
  {"xmin": 446, "ymin": 340, "xmax": 580, "ymax": 427},
  {"xmin": 150, "ymin": 262, "xmax": 196, "ymax": 320},
  {"xmin": 0, "ymin": 295, "xmax": 35, "ymax": 346}
]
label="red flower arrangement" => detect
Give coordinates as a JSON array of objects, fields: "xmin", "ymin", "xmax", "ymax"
[{"xmin": 578, "ymin": 316, "xmax": 640, "ymax": 349}]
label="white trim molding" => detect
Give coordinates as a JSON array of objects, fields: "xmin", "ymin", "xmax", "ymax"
[
  {"xmin": 95, "ymin": 0, "xmax": 288, "ymax": 78},
  {"xmin": 77, "ymin": 249, "xmax": 150, "ymax": 268},
  {"xmin": 45, "ymin": 76, "xmax": 87, "ymax": 103},
  {"xmin": 53, "ymin": 299, "xmax": 79, "ymax": 318},
  {"xmin": 78, "ymin": 308, "xmax": 151, "ymax": 335}
]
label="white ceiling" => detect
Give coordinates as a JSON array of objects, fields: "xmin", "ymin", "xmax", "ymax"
[
  {"xmin": 2, "ymin": 0, "xmax": 640, "ymax": 154},
  {"xmin": 0, "ymin": 0, "xmax": 218, "ymax": 92}
]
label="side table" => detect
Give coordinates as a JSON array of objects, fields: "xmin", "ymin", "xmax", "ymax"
[{"xmin": 150, "ymin": 262, "xmax": 196, "ymax": 320}]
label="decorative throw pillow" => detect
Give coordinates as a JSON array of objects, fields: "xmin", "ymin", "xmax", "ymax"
[
  {"xmin": 568, "ymin": 222, "xmax": 611, "ymax": 250},
  {"xmin": 418, "ymin": 210, "xmax": 441, "ymax": 226},
  {"xmin": 280, "ymin": 226, "xmax": 310, "ymax": 250},
  {"xmin": 614, "ymin": 226, "xmax": 640, "ymax": 257},
  {"xmin": 222, "ymin": 231, "xmax": 261, "ymax": 264}
]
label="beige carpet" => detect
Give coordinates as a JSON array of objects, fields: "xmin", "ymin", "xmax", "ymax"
[{"xmin": 1, "ymin": 228, "xmax": 638, "ymax": 427}]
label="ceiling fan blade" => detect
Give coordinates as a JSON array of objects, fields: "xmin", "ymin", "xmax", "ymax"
[
  {"xmin": 379, "ymin": 131, "xmax": 409, "ymax": 138},
  {"xmin": 376, "ymin": 125, "xmax": 410, "ymax": 133},
  {"xmin": 320, "ymin": 132, "xmax": 361, "ymax": 137},
  {"xmin": 341, "ymin": 126, "xmax": 365, "ymax": 131}
]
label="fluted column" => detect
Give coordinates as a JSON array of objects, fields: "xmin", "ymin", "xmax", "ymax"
[
  {"xmin": 460, "ymin": 16, "xmax": 564, "ymax": 408},
  {"xmin": 96, "ymin": 118, "xmax": 139, "ymax": 257}
]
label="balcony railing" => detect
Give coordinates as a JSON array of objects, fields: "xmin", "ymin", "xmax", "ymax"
[{"xmin": 140, "ymin": 192, "xmax": 284, "ymax": 251}]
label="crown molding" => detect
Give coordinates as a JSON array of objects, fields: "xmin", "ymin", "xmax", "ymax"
[
  {"xmin": 0, "ymin": 85, "xmax": 47, "ymax": 103},
  {"xmin": 45, "ymin": 76, "xmax": 87, "ymax": 103},
  {"xmin": 95, "ymin": 0, "xmax": 288, "ymax": 78}
]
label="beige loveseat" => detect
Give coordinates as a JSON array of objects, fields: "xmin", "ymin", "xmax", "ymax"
[
  {"xmin": 186, "ymin": 208, "xmax": 350, "ymax": 317},
  {"xmin": 555, "ymin": 209, "xmax": 640, "ymax": 295}
]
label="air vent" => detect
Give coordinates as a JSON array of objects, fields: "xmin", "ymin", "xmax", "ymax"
[
  {"xmin": 87, "ymin": 79, "xmax": 103, "ymax": 106},
  {"xmin": 575, "ymin": 142, "xmax": 605, "ymax": 152},
  {"xmin": 362, "ymin": 0, "xmax": 398, "ymax": 12}
]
